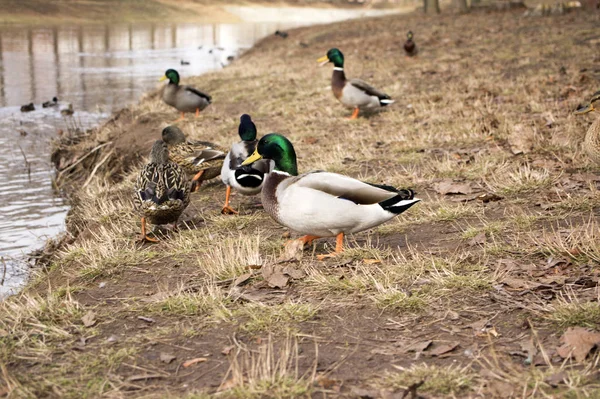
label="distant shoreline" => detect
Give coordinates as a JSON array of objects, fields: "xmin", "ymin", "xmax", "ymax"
[{"xmin": 0, "ymin": 0, "xmax": 399, "ymax": 26}]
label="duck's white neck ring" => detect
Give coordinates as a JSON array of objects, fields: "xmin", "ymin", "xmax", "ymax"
[{"xmin": 333, "ymin": 67, "xmax": 344, "ymax": 71}]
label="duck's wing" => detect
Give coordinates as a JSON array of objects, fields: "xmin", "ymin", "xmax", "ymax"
[
  {"xmin": 348, "ymin": 79, "xmax": 391, "ymax": 100},
  {"xmin": 293, "ymin": 171, "xmax": 408, "ymax": 205},
  {"xmin": 183, "ymin": 86, "xmax": 212, "ymax": 103}
]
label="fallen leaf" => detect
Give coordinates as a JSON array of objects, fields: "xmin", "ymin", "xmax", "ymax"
[
  {"xmin": 159, "ymin": 353, "xmax": 176, "ymax": 364},
  {"xmin": 487, "ymin": 380, "xmax": 516, "ymax": 398},
  {"xmin": 429, "ymin": 342, "xmax": 459, "ymax": 356},
  {"xmin": 183, "ymin": 357, "xmax": 208, "ymax": 367},
  {"xmin": 433, "ymin": 179, "xmax": 472, "ymax": 195},
  {"xmin": 282, "ymin": 265, "xmax": 305, "ymax": 279},
  {"xmin": 234, "ymin": 272, "xmax": 253, "ymax": 286},
  {"xmin": 81, "ymin": 311, "xmax": 97, "ymax": 327},
  {"xmin": 469, "ymin": 232, "xmax": 487, "ymax": 246},
  {"xmin": 557, "ymin": 327, "xmax": 600, "ymax": 362},
  {"xmin": 508, "ymin": 124, "xmax": 534, "ymax": 155},
  {"xmin": 267, "ymin": 272, "xmax": 289, "ymax": 288},
  {"xmin": 545, "ymin": 371, "xmax": 567, "ymax": 387},
  {"xmin": 262, "ymin": 264, "xmax": 290, "ymax": 288},
  {"xmin": 316, "ymin": 376, "xmax": 338, "ymax": 389},
  {"xmin": 278, "ymin": 239, "xmax": 305, "ymax": 262},
  {"xmin": 221, "ymin": 345, "xmax": 234, "ymax": 355},
  {"xmin": 502, "ymin": 277, "xmax": 541, "ymax": 290},
  {"xmin": 403, "ymin": 340, "xmax": 432, "ymax": 353},
  {"xmin": 137, "ymin": 316, "xmax": 155, "ymax": 323}
]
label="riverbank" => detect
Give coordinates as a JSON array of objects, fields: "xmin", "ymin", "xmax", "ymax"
[
  {"xmin": 3, "ymin": 7, "xmax": 600, "ymax": 398},
  {"xmin": 0, "ymin": 0, "xmax": 405, "ymax": 25}
]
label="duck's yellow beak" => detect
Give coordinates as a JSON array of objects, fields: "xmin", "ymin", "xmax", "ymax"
[
  {"xmin": 159, "ymin": 75, "xmax": 168, "ymax": 82},
  {"xmin": 242, "ymin": 149, "xmax": 263, "ymax": 166},
  {"xmin": 575, "ymin": 103, "xmax": 595, "ymax": 115},
  {"xmin": 317, "ymin": 55, "xmax": 329, "ymax": 66}
]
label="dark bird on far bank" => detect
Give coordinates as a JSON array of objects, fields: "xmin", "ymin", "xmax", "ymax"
[
  {"xmin": 180, "ymin": 60, "xmax": 190, "ymax": 65},
  {"xmin": 20, "ymin": 103, "xmax": 35, "ymax": 112},
  {"xmin": 42, "ymin": 97, "xmax": 58, "ymax": 108},
  {"xmin": 275, "ymin": 30, "xmax": 289, "ymax": 38},
  {"xmin": 404, "ymin": 31, "xmax": 418, "ymax": 57}
]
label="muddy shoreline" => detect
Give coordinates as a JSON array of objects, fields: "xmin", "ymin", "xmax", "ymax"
[{"xmin": 3, "ymin": 7, "xmax": 600, "ymax": 398}]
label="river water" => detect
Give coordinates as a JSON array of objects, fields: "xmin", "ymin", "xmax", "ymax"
[{"xmin": 0, "ymin": 6, "xmax": 402, "ymax": 298}]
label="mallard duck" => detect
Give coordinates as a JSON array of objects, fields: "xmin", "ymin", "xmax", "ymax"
[
  {"xmin": 134, "ymin": 140, "xmax": 190, "ymax": 242},
  {"xmin": 42, "ymin": 97, "xmax": 58, "ymax": 108},
  {"xmin": 404, "ymin": 31, "xmax": 418, "ymax": 57},
  {"xmin": 160, "ymin": 69, "xmax": 211, "ymax": 121},
  {"xmin": 242, "ymin": 133, "xmax": 420, "ymax": 259},
  {"xmin": 60, "ymin": 104, "xmax": 74, "ymax": 116},
  {"xmin": 575, "ymin": 90, "xmax": 600, "ymax": 164},
  {"xmin": 220, "ymin": 114, "xmax": 271, "ymax": 215},
  {"xmin": 317, "ymin": 48, "xmax": 394, "ymax": 120},
  {"xmin": 20, "ymin": 103, "xmax": 35, "ymax": 112},
  {"xmin": 161, "ymin": 125, "xmax": 226, "ymax": 192}
]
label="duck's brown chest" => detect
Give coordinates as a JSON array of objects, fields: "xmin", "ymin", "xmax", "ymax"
[
  {"xmin": 584, "ymin": 118, "xmax": 600, "ymax": 164},
  {"xmin": 331, "ymin": 70, "xmax": 346, "ymax": 100},
  {"xmin": 261, "ymin": 172, "xmax": 289, "ymax": 224}
]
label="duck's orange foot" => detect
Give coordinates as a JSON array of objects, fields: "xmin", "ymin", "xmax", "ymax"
[
  {"xmin": 221, "ymin": 205, "xmax": 238, "ymax": 215},
  {"xmin": 138, "ymin": 234, "xmax": 160, "ymax": 243}
]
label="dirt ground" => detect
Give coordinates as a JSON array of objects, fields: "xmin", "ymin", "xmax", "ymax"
[{"xmin": 2, "ymin": 7, "xmax": 600, "ymax": 399}]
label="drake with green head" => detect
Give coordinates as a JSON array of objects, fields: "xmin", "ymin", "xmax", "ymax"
[
  {"xmin": 161, "ymin": 126, "xmax": 226, "ymax": 192},
  {"xmin": 160, "ymin": 69, "xmax": 211, "ymax": 121},
  {"xmin": 220, "ymin": 114, "xmax": 271, "ymax": 215},
  {"xmin": 317, "ymin": 48, "xmax": 394, "ymax": 120},
  {"xmin": 134, "ymin": 140, "xmax": 190, "ymax": 242},
  {"xmin": 242, "ymin": 133, "xmax": 419, "ymax": 259},
  {"xmin": 574, "ymin": 90, "xmax": 600, "ymax": 165}
]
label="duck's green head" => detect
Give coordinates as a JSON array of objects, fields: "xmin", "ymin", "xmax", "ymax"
[
  {"xmin": 161, "ymin": 125, "xmax": 186, "ymax": 145},
  {"xmin": 575, "ymin": 90, "xmax": 600, "ymax": 115},
  {"xmin": 160, "ymin": 69, "xmax": 180, "ymax": 85},
  {"xmin": 241, "ymin": 133, "xmax": 298, "ymax": 175},
  {"xmin": 149, "ymin": 140, "xmax": 169, "ymax": 164},
  {"xmin": 239, "ymin": 114, "xmax": 257, "ymax": 141},
  {"xmin": 317, "ymin": 48, "xmax": 344, "ymax": 68},
  {"xmin": 407, "ymin": 31, "xmax": 414, "ymax": 40}
]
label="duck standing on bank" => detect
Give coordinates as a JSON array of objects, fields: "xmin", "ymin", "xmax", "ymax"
[
  {"xmin": 574, "ymin": 90, "xmax": 600, "ymax": 164},
  {"xmin": 160, "ymin": 69, "xmax": 211, "ymax": 122},
  {"xmin": 220, "ymin": 114, "xmax": 271, "ymax": 215},
  {"xmin": 404, "ymin": 31, "xmax": 418, "ymax": 57},
  {"xmin": 161, "ymin": 126, "xmax": 226, "ymax": 192},
  {"xmin": 134, "ymin": 140, "xmax": 190, "ymax": 242},
  {"xmin": 317, "ymin": 48, "xmax": 394, "ymax": 120},
  {"xmin": 242, "ymin": 133, "xmax": 420, "ymax": 259}
]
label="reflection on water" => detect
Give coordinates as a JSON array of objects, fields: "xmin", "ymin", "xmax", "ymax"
[
  {"xmin": 0, "ymin": 8, "xmax": 403, "ymax": 298},
  {"xmin": 0, "ymin": 21, "xmax": 314, "ymax": 111}
]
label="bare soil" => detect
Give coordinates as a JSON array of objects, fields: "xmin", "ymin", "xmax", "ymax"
[{"xmin": 2, "ymin": 7, "xmax": 600, "ymax": 399}]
